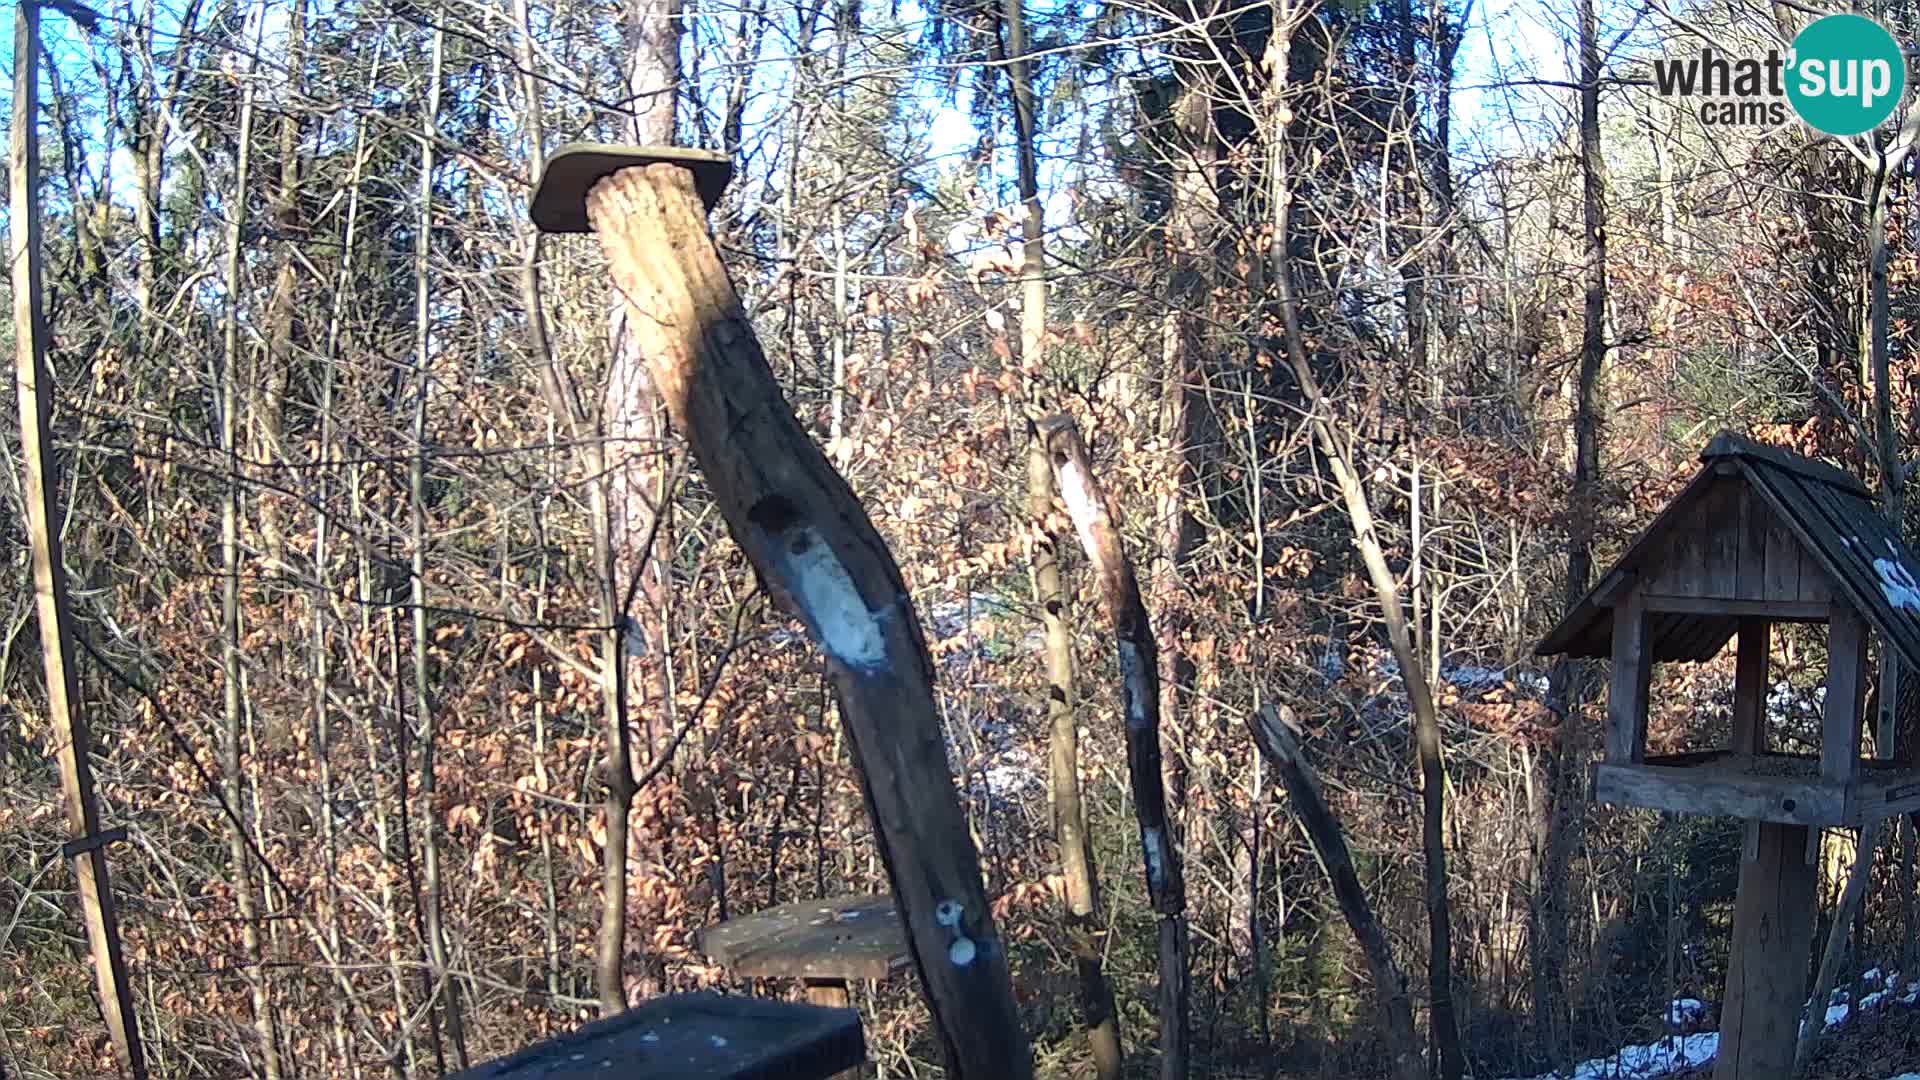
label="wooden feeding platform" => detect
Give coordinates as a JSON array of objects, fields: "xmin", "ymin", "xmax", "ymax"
[
  {"xmin": 1538, "ymin": 432, "xmax": 1920, "ymax": 1080},
  {"xmin": 450, "ymin": 993, "xmax": 864, "ymax": 1080},
  {"xmin": 698, "ymin": 895, "xmax": 909, "ymax": 1080},
  {"xmin": 1595, "ymin": 750, "xmax": 1920, "ymax": 827},
  {"xmin": 699, "ymin": 893, "xmax": 911, "ymax": 1005}
]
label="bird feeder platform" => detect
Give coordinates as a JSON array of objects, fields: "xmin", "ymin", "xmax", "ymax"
[
  {"xmin": 450, "ymin": 993, "xmax": 864, "ymax": 1080},
  {"xmin": 699, "ymin": 895, "xmax": 909, "ymax": 1080}
]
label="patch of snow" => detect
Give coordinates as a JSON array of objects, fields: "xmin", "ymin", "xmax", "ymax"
[
  {"xmin": 1666, "ymin": 998, "xmax": 1707, "ymax": 1028},
  {"xmin": 1874, "ymin": 557, "xmax": 1920, "ymax": 613},
  {"xmin": 1446, "ymin": 665, "xmax": 1508, "ymax": 690},
  {"xmin": 1505, "ymin": 1032, "xmax": 1720, "ymax": 1080},
  {"xmin": 948, "ymin": 937, "xmax": 977, "ymax": 966}
]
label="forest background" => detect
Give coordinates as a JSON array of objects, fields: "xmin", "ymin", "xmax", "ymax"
[{"xmin": 4, "ymin": 0, "xmax": 1920, "ymax": 1075}]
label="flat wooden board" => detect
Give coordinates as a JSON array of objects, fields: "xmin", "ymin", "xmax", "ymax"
[
  {"xmin": 450, "ymin": 993, "xmax": 863, "ymax": 1080},
  {"xmin": 1594, "ymin": 751, "xmax": 1920, "ymax": 825},
  {"xmin": 699, "ymin": 894, "xmax": 910, "ymax": 981},
  {"xmin": 530, "ymin": 143, "xmax": 732, "ymax": 233}
]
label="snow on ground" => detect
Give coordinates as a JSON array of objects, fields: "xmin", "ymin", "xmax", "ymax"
[
  {"xmin": 1665, "ymin": 998, "xmax": 1708, "ymax": 1028},
  {"xmin": 1506, "ymin": 1032, "xmax": 1720, "ymax": 1080},
  {"xmin": 1507, "ymin": 977, "xmax": 1920, "ymax": 1080}
]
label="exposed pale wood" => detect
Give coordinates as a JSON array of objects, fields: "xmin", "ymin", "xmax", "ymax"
[
  {"xmin": 1637, "ymin": 596, "xmax": 1827, "ymax": 620},
  {"xmin": 574, "ymin": 162, "xmax": 1030, "ymax": 1079},
  {"xmin": 451, "ymin": 993, "xmax": 864, "ymax": 1080},
  {"xmin": 1246, "ymin": 706, "xmax": 1424, "ymax": 1080},
  {"xmin": 1714, "ymin": 822, "xmax": 1817, "ymax": 1080},
  {"xmin": 1733, "ymin": 620, "xmax": 1771, "ymax": 755},
  {"xmin": 1824, "ymin": 601, "xmax": 1868, "ymax": 784},
  {"xmin": 1594, "ymin": 761, "xmax": 1843, "ymax": 825},
  {"xmin": 699, "ymin": 895, "xmax": 908, "ymax": 982},
  {"xmin": 11, "ymin": 5, "xmax": 146, "ymax": 1075},
  {"xmin": 1607, "ymin": 589, "xmax": 1652, "ymax": 762}
]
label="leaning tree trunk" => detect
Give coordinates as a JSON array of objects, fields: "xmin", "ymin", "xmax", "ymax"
[
  {"xmin": 1038, "ymin": 414, "xmax": 1190, "ymax": 1080},
  {"xmin": 568, "ymin": 159, "xmax": 1033, "ymax": 1079},
  {"xmin": 1247, "ymin": 705, "xmax": 1424, "ymax": 1080},
  {"xmin": 1268, "ymin": 96, "xmax": 1462, "ymax": 1073}
]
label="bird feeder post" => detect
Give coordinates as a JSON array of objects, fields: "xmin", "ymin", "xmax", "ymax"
[{"xmin": 530, "ymin": 146, "xmax": 1032, "ymax": 1080}]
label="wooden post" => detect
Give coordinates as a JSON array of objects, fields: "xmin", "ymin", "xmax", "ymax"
[
  {"xmin": 1823, "ymin": 601, "xmax": 1867, "ymax": 784},
  {"xmin": 10, "ymin": 5, "xmax": 146, "ymax": 1077},
  {"xmin": 802, "ymin": 981, "xmax": 861, "ymax": 1080},
  {"xmin": 531, "ymin": 148, "xmax": 1031, "ymax": 1080},
  {"xmin": 1732, "ymin": 619, "xmax": 1770, "ymax": 756},
  {"xmin": 1607, "ymin": 588, "xmax": 1652, "ymax": 762},
  {"xmin": 1036, "ymin": 413, "xmax": 1190, "ymax": 1080},
  {"xmin": 1714, "ymin": 821, "xmax": 1817, "ymax": 1080}
]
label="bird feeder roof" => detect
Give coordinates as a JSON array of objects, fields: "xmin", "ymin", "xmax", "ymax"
[{"xmin": 1537, "ymin": 432, "xmax": 1920, "ymax": 669}]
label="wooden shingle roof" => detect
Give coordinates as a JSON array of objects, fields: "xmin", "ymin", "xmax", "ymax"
[{"xmin": 1537, "ymin": 432, "xmax": 1920, "ymax": 670}]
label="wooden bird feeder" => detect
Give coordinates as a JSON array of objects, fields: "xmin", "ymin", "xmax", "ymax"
[
  {"xmin": 700, "ymin": 894, "xmax": 911, "ymax": 1078},
  {"xmin": 1538, "ymin": 431, "xmax": 1920, "ymax": 1078}
]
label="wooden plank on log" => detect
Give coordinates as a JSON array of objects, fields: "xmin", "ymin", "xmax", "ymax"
[{"xmin": 698, "ymin": 895, "xmax": 908, "ymax": 982}]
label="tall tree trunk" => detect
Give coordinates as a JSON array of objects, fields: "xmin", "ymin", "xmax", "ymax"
[
  {"xmin": 594, "ymin": 0, "xmax": 685, "ymax": 1012},
  {"xmin": 1004, "ymin": 3, "xmax": 1123, "ymax": 1071},
  {"xmin": 217, "ymin": 15, "xmax": 281, "ymax": 1074},
  {"xmin": 1533, "ymin": 0, "xmax": 1607, "ymax": 1057},
  {"xmin": 410, "ymin": 25, "xmax": 468, "ymax": 1069},
  {"xmin": 13, "ymin": 6, "xmax": 147, "ymax": 1073}
]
